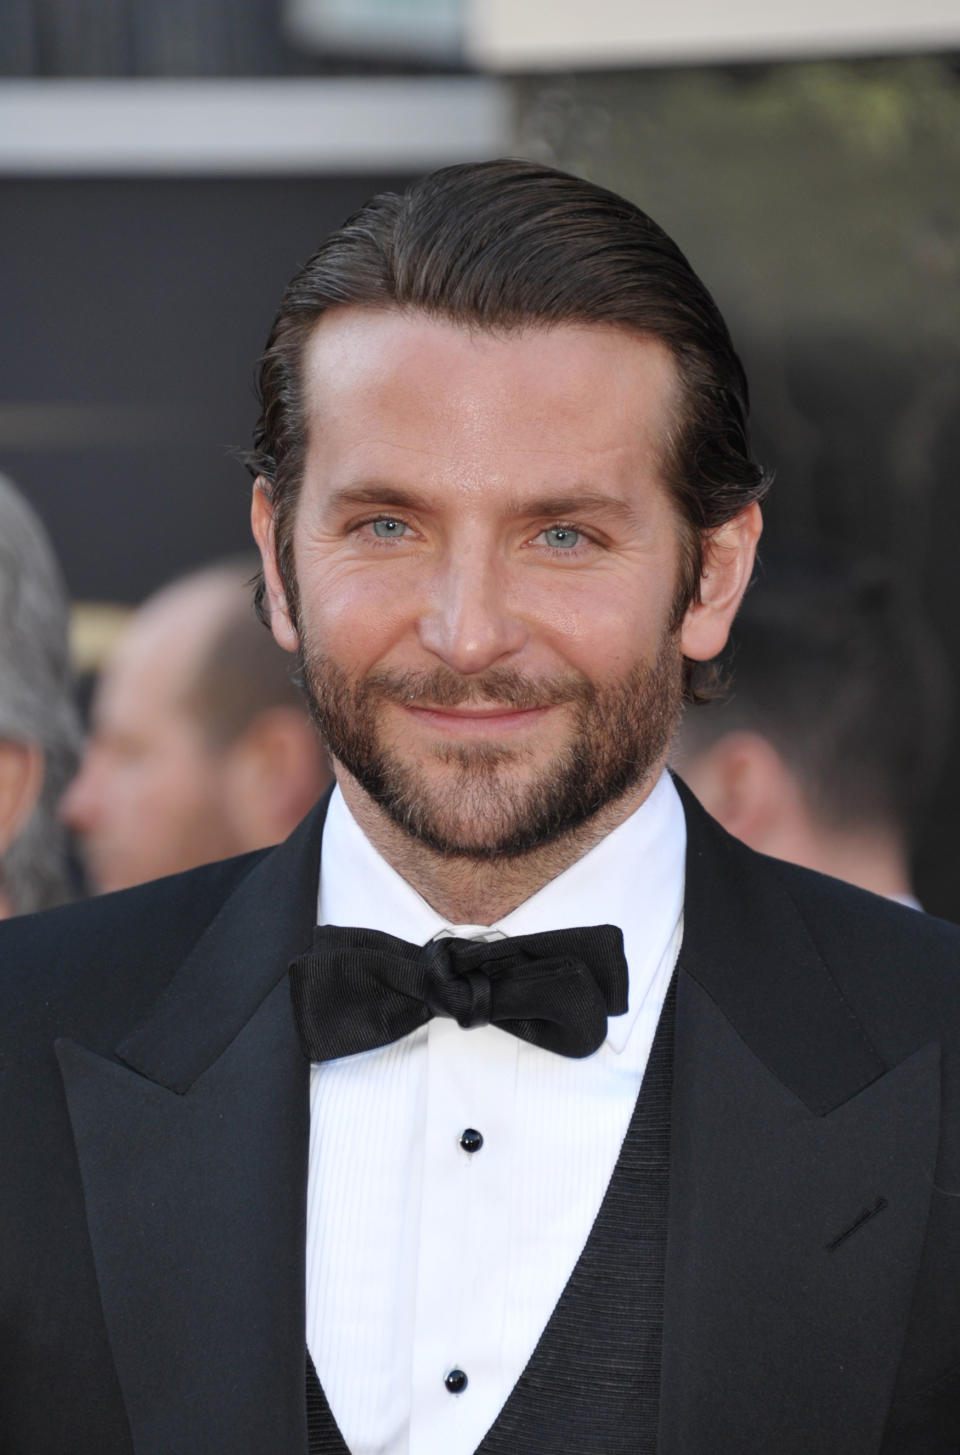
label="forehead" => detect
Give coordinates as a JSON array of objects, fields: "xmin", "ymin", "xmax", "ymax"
[{"xmin": 299, "ymin": 308, "xmax": 680, "ymax": 496}]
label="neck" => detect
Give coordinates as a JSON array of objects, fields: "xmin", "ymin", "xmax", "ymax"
[
  {"xmin": 335, "ymin": 767, "xmax": 665, "ymax": 924},
  {"xmin": 760, "ymin": 814, "xmax": 915, "ymax": 901},
  {"xmin": 807, "ymin": 826, "xmax": 915, "ymax": 901}
]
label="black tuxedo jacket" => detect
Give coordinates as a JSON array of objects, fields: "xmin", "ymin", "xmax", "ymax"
[{"xmin": 2, "ymin": 783, "xmax": 960, "ymax": 1453}]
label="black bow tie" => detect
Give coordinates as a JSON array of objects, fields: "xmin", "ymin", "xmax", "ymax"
[{"xmin": 289, "ymin": 924, "xmax": 629, "ymax": 1062}]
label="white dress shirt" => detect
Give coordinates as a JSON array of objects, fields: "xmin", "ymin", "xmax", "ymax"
[{"xmin": 306, "ymin": 770, "xmax": 686, "ymax": 1455}]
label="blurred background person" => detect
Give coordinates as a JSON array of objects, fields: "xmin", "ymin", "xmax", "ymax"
[
  {"xmin": 671, "ymin": 556, "xmax": 951, "ymax": 905},
  {"xmin": 0, "ymin": 472, "xmax": 80, "ymax": 918},
  {"xmin": 62, "ymin": 558, "xmax": 331, "ymax": 894}
]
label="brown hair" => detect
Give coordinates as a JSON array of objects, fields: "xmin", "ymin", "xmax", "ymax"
[{"xmin": 247, "ymin": 158, "xmax": 770, "ymax": 690}]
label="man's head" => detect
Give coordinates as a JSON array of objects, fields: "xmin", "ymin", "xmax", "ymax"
[
  {"xmin": 0, "ymin": 473, "xmax": 80, "ymax": 918},
  {"xmin": 672, "ymin": 557, "xmax": 950, "ymax": 897},
  {"xmin": 249, "ymin": 160, "xmax": 766, "ymax": 863},
  {"xmin": 61, "ymin": 560, "xmax": 330, "ymax": 894}
]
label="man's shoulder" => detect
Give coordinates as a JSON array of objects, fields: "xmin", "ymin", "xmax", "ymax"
[
  {"xmin": 679, "ymin": 779, "xmax": 960, "ymax": 1061},
  {"xmin": 757, "ymin": 849, "xmax": 960, "ymax": 1056},
  {"xmin": 681, "ymin": 775, "xmax": 960, "ymax": 965},
  {"xmin": 767, "ymin": 850, "xmax": 960, "ymax": 963},
  {"xmin": 0, "ymin": 848, "xmax": 269, "ymax": 1057}
]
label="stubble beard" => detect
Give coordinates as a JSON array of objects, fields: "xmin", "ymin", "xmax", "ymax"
[{"xmin": 297, "ymin": 632, "xmax": 684, "ymax": 861}]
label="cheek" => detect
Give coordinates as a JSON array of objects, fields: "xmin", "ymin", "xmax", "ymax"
[
  {"xmin": 137, "ymin": 763, "xmax": 195, "ymax": 820},
  {"xmin": 295, "ymin": 553, "xmax": 417, "ymax": 662},
  {"xmin": 140, "ymin": 736, "xmax": 214, "ymax": 810},
  {"xmin": 523, "ymin": 576, "xmax": 675, "ymax": 678}
]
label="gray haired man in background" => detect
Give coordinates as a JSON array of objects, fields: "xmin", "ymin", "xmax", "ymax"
[{"xmin": 0, "ymin": 472, "xmax": 79, "ymax": 918}]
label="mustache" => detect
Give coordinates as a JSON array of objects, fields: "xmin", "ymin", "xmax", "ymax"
[{"xmin": 357, "ymin": 665, "xmax": 594, "ymax": 711}]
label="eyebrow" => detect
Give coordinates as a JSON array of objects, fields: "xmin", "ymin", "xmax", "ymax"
[
  {"xmin": 326, "ymin": 483, "xmax": 640, "ymax": 524},
  {"xmin": 518, "ymin": 493, "xmax": 638, "ymax": 523},
  {"xmin": 327, "ymin": 484, "xmax": 429, "ymax": 514}
]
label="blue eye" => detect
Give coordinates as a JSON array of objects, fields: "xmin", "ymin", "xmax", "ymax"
[
  {"xmin": 372, "ymin": 518, "xmax": 407, "ymax": 538},
  {"xmin": 543, "ymin": 526, "xmax": 581, "ymax": 549}
]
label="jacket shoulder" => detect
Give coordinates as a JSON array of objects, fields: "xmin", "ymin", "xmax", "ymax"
[
  {"xmin": 0, "ymin": 850, "xmax": 268, "ymax": 1056},
  {"xmin": 677, "ymin": 774, "xmax": 960, "ymax": 1064},
  {"xmin": 758, "ymin": 849, "xmax": 960, "ymax": 1061}
]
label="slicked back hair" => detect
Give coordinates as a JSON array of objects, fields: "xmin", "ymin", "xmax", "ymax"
[{"xmin": 247, "ymin": 159, "xmax": 769, "ymax": 694}]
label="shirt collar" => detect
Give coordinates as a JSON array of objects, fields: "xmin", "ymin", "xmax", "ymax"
[{"xmin": 318, "ymin": 770, "xmax": 686, "ymax": 1056}]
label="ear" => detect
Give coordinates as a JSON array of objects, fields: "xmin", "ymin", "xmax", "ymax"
[
  {"xmin": 222, "ymin": 708, "xmax": 331, "ymax": 849},
  {"xmin": 680, "ymin": 730, "xmax": 790, "ymax": 845},
  {"xmin": 679, "ymin": 502, "xmax": 762, "ymax": 663},
  {"xmin": 251, "ymin": 478, "xmax": 299, "ymax": 655},
  {"xmin": 0, "ymin": 740, "xmax": 45, "ymax": 856}
]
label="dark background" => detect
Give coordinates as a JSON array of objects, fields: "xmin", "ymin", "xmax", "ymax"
[{"xmin": 0, "ymin": 173, "xmax": 417, "ymax": 602}]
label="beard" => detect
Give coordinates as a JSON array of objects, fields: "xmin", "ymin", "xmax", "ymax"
[{"xmin": 298, "ymin": 633, "xmax": 683, "ymax": 860}]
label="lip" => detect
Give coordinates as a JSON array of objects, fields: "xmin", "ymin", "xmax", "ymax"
[{"xmin": 401, "ymin": 703, "xmax": 554, "ymax": 735}]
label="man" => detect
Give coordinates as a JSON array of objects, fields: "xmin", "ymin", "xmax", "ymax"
[
  {"xmin": 0, "ymin": 470, "xmax": 80, "ymax": 918},
  {"xmin": 61, "ymin": 558, "xmax": 331, "ymax": 893},
  {"xmin": 2, "ymin": 160, "xmax": 959, "ymax": 1454},
  {"xmin": 672, "ymin": 556, "xmax": 950, "ymax": 904}
]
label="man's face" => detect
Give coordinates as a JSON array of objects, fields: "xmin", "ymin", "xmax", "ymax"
[
  {"xmin": 61, "ymin": 594, "xmax": 245, "ymax": 893},
  {"xmin": 255, "ymin": 309, "xmax": 748, "ymax": 858}
]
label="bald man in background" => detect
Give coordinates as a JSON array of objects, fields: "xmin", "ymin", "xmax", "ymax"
[{"xmin": 62, "ymin": 559, "xmax": 331, "ymax": 893}]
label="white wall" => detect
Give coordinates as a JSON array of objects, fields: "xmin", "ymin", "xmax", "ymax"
[{"xmin": 467, "ymin": 0, "xmax": 960, "ymax": 69}]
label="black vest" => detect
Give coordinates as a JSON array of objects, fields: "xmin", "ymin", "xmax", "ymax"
[{"xmin": 307, "ymin": 979, "xmax": 676, "ymax": 1455}]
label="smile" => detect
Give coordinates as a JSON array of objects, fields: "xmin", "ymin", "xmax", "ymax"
[{"xmin": 401, "ymin": 703, "xmax": 555, "ymax": 736}]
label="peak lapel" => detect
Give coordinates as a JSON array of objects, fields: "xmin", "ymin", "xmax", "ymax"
[
  {"xmin": 57, "ymin": 796, "xmax": 330, "ymax": 1455},
  {"xmin": 659, "ymin": 784, "xmax": 940, "ymax": 1454}
]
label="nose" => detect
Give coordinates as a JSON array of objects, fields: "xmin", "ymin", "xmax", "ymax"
[
  {"xmin": 59, "ymin": 755, "xmax": 99, "ymax": 833},
  {"xmin": 417, "ymin": 548, "xmax": 528, "ymax": 676}
]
